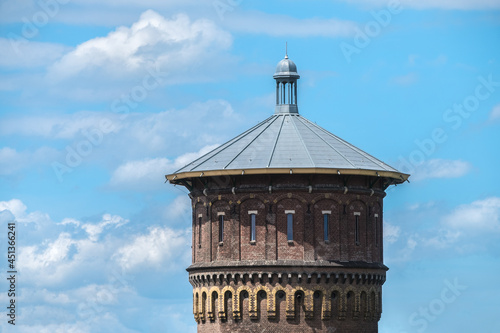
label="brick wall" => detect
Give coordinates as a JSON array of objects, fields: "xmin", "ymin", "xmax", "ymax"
[{"xmin": 184, "ymin": 173, "xmax": 388, "ymax": 332}]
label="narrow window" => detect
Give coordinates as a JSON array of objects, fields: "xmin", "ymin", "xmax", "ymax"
[
  {"xmin": 323, "ymin": 214, "xmax": 329, "ymax": 242},
  {"xmin": 355, "ymin": 214, "xmax": 360, "ymax": 246},
  {"xmin": 250, "ymin": 214, "xmax": 256, "ymax": 242},
  {"xmin": 287, "ymin": 213, "xmax": 293, "ymax": 241},
  {"xmin": 198, "ymin": 215, "xmax": 202, "ymax": 247},
  {"xmin": 219, "ymin": 215, "xmax": 224, "ymax": 243},
  {"xmin": 375, "ymin": 214, "xmax": 379, "ymax": 247}
]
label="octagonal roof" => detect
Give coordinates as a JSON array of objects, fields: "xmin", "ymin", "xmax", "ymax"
[{"xmin": 166, "ymin": 113, "xmax": 408, "ymax": 183}]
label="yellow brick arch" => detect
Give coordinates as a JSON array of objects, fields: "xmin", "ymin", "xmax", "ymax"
[
  {"xmin": 310, "ymin": 285, "xmax": 330, "ymax": 320},
  {"xmin": 193, "ymin": 290, "xmax": 200, "ymax": 322},
  {"xmin": 327, "ymin": 286, "xmax": 345, "ymax": 320},
  {"xmin": 233, "ymin": 285, "xmax": 253, "ymax": 320},
  {"xmin": 268, "ymin": 285, "xmax": 289, "ymax": 318},
  {"xmin": 250, "ymin": 285, "xmax": 271, "ymax": 318},
  {"xmin": 199, "ymin": 287, "xmax": 209, "ymax": 322},
  {"xmin": 218, "ymin": 285, "xmax": 235, "ymax": 320},
  {"xmin": 207, "ymin": 286, "xmax": 219, "ymax": 321},
  {"xmin": 343, "ymin": 286, "xmax": 360, "ymax": 319}
]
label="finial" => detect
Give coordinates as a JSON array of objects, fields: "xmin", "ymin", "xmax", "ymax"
[{"xmin": 285, "ymin": 42, "xmax": 288, "ymax": 59}]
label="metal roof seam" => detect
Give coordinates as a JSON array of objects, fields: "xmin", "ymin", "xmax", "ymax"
[
  {"xmin": 222, "ymin": 114, "xmax": 281, "ymax": 169},
  {"xmin": 180, "ymin": 115, "xmax": 275, "ymax": 172},
  {"xmin": 300, "ymin": 116, "xmax": 394, "ymax": 171},
  {"xmin": 290, "ymin": 115, "xmax": 315, "ymax": 166},
  {"xmin": 267, "ymin": 114, "xmax": 286, "ymax": 168},
  {"xmin": 296, "ymin": 115, "xmax": 357, "ymax": 168}
]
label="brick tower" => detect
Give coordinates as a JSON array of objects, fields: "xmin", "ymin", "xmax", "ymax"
[{"xmin": 166, "ymin": 54, "xmax": 408, "ymax": 332}]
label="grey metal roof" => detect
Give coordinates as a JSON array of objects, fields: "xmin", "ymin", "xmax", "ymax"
[
  {"xmin": 168, "ymin": 113, "xmax": 405, "ymax": 180},
  {"xmin": 274, "ymin": 57, "xmax": 299, "ymax": 79},
  {"xmin": 166, "ymin": 55, "xmax": 408, "ymax": 183}
]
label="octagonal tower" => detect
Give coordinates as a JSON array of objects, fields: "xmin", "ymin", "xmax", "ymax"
[{"xmin": 166, "ymin": 54, "xmax": 409, "ymax": 333}]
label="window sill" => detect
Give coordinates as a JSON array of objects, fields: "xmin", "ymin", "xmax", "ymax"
[
  {"xmin": 219, "ymin": 242, "xmax": 223, "ymax": 246},
  {"xmin": 287, "ymin": 240, "xmax": 294, "ymax": 245},
  {"xmin": 324, "ymin": 240, "xmax": 330, "ymax": 244},
  {"xmin": 250, "ymin": 240, "xmax": 256, "ymax": 245}
]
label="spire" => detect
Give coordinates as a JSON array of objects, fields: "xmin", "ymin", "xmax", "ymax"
[{"xmin": 273, "ymin": 52, "xmax": 300, "ymax": 114}]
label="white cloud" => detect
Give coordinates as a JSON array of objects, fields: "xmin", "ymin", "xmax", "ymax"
[
  {"xmin": 20, "ymin": 232, "xmax": 76, "ymax": 271},
  {"xmin": 342, "ymin": 0, "xmax": 500, "ymax": 10},
  {"xmin": 1, "ymin": 99, "xmax": 240, "ymax": 161},
  {"xmin": 20, "ymin": 288, "xmax": 72, "ymax": 305},
  {"xmin": 0, "ymin": 146, "xmax": 59, "ymax": 175},
  {"xmin": 113, "ymin": 226, "xmax": 190, "ymax": 271},
  {"xmin": 489, "ymin": 104, "xmax": 500, "ymax": 121},
  {"xmin": 164, "ymin": 196, "xmax": 192, "ymax": 221},
  {"xmin": 60, "ymin": 218, "xmax": 81, "ymax": 227},
  {"xmin": 383, "ymin": 222, "xmax": 401, "ymax": 244},
  {"xmin": 223, "ymin": 11, "xmax": 358, "ymax": 37},
  {"xmin": 443, "ymin": 197, "xmax": 500, "ymax": 232},
  {"xmin": 0, "ymin": 198, "xmax": 27, "ymax": 217},
  {"xmin": 0, "ymin": 198, "xmax": 52, "ymax": 228},
  {"xmin": 0, "ymin": 0, "xmax": 204, "ymax": 25},
  {"xmin": 391, "ymin": 72, "xmax": 418, "ymax": 85},
  {"xmin": 81, "ymin": 214, "xmax": 129, "ymax": 241},
  {"xmin": 422, "ymin": 228, "xmax": 461, "ymax": 248},
  {"xmin": 48, "ymin": 10, "xmax": 232, "ymax": 82},
  {"xmin": 0, "ymin": 112, "xmax": 121, "ymax": 139},
  {"xmin": 109, "ymin": 144, "xmax": 218, "ymax": 190},
  {"xmin": 0, "ymin": 198, "xmax": 195, "ymax": 332},
  {"xmin": 0, "ymin": 38, "xmax": 69, "ymax": 69},
  {"xmin": 412, "ymin": 159, "xmax": 472, "ymax": 181}
]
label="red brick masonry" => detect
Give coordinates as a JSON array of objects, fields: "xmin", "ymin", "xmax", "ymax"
[{"xmin": 186, "ymin": 174, "xmax": 389, "ymax": 333}]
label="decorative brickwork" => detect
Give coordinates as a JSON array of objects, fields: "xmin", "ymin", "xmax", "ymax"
[
  {"xmin": 190, "ymin": 269, "xmax": 382, "ymax": 332},
  {"xmin": 182, "ymin": 174, "xmax": 388, "ymax": 332}
]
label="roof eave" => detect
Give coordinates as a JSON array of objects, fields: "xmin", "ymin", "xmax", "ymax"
[{"xmin": 166, "ymin": 167, "xmax": 409, "ymax": 184}]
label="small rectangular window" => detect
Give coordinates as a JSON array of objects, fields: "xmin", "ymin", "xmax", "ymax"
[
  {"xmin": 287, "ymin": 213, "xmax": 293, "ymax": 241},
  {"xmin": 219, "ymin": 215, "xmax": 224, "ymax": 243},
  {"xmin": 198, "ymin": 216, "xmax": 202, "ymax": 246},
  {"xmin": 250, "ymin": 214, "xmax": 256, "ymax": 242},
  {"xmin": 323, "ymin": 214, "xmax": 329, "ymax": 242},
  {"xmin": 355, "ymin": 215, "xmax": 360, "ymax": 245}
]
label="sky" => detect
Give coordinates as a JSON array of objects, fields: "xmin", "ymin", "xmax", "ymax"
[{"xmin": 0, "ymin": 0, "xmax": 499, "ymax": 332}]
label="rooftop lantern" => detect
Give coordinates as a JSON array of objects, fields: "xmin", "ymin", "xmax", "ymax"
[{"xmin": 274, "ymin": 50, "xmax": 300, "ymax": 114}]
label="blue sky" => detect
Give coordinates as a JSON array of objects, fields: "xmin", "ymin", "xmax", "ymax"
[{"xmin": 0, "ymin": 0, "xmax": 499, "ymax": 332}]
